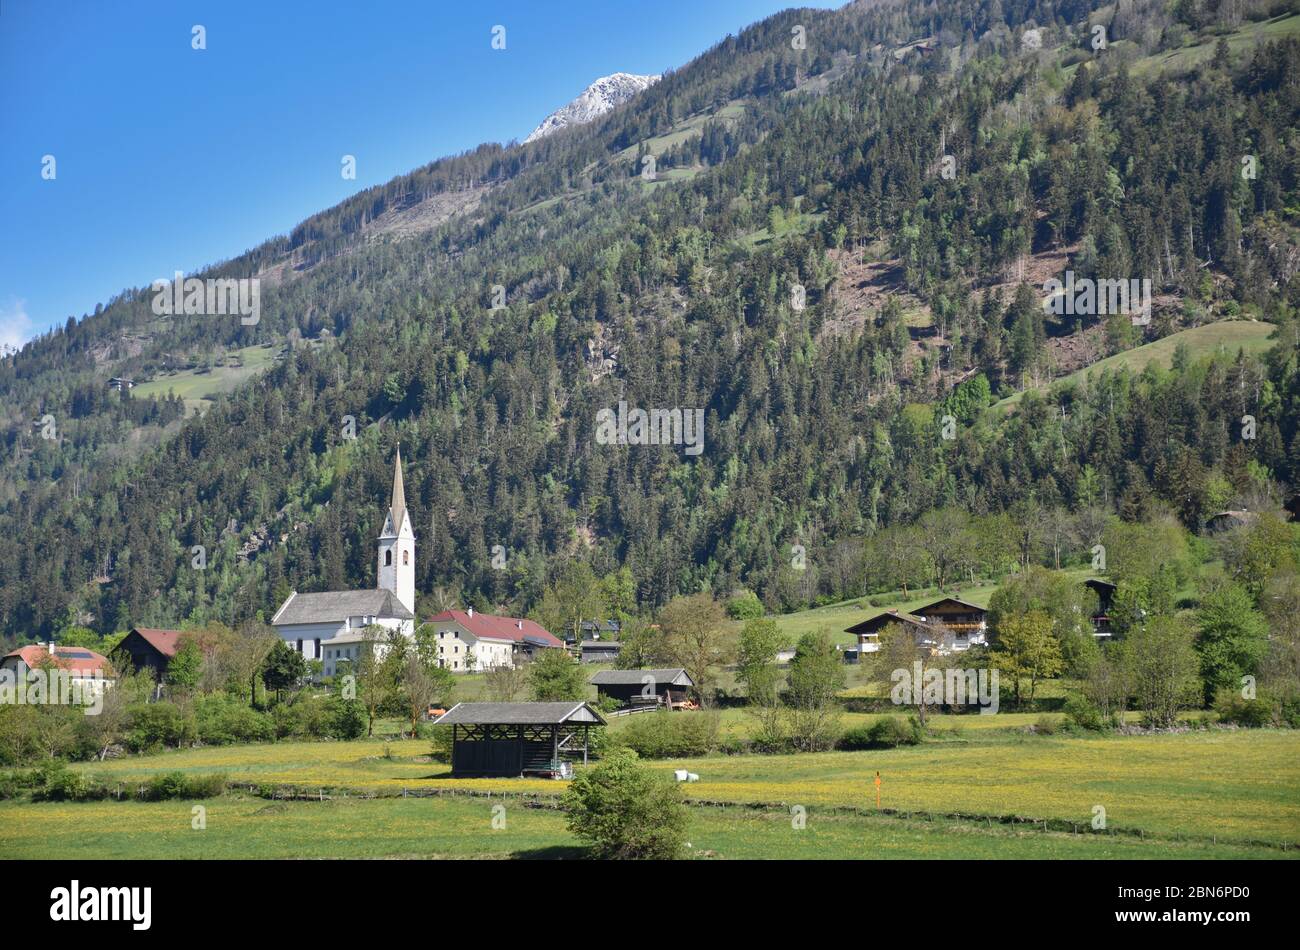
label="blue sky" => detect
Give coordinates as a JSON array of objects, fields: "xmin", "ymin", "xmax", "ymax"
[{"xmin": 0, "ymin": 0, "xmax": 836, "ymax": 349}]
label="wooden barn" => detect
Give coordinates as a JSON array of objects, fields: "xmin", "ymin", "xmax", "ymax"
[
  {"xmin": 434, "ymin": 702, "xmax": 605, "ymax": 778},
  {"xmin": 114, "ymin": 627, "xmax": 184, "ymax": 679},
  {"xmin": 1084, "ymin": 579, "xmax": 1117, "ymax": 637},
  {"xmin": 589, "ymin": 668, "xmax": 695, "ymax": 710}
]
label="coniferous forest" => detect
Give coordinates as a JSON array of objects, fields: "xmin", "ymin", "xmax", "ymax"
[{"xmin": 0, "ymin": 0, "xmax": 1298, "ymax": 646}]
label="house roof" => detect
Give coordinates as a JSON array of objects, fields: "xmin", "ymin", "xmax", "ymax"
[
  {"xmin": 913, "ymin": 597, "xmax": 986, "ymax": 614},
  {"xmin": 844, "ymin": 609, "xmax": 931, "ymax": 635},
  {"xmin": 3, "ymin": 644, "xmax": 112, "ymax": 674},
  {"xmin": 128, "ymin": 628, "xmax": 185, "ymax": 657},
  {"xmin": 434, "ymin": 701, "xmax": 606, "ymax": 726},
  {"xmin": 589, "ymin": 668, "xmax": 694, "ymax": 687},
  {"xmin": 423, "ymin": 609, "xmax": 563, "ymax": 647},
  {"xmin": 272, "ymin": 589, "xmax": 414, "ymax": 626}
]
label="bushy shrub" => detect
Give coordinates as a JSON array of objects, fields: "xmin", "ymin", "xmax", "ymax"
[
  {"xmin": 327, "ymin": 696, "xmax": 368, "ymax": 740},
  {"xmin": 1062, "ymin": 693, "xmax": 1106, "ymax": 731},
  {"xmin": 29, "ymin": 762, "xmax": 111, "ymax": 802},
  {"xmin": 616, "ymin": 712, "xmax": 719, "ymax": 758},
  {"xmin": 562, "ymin": 749, "xmax": 687, "ymax": 859},
  {"xmin": 840, "ymin": 716, "xmax": 924, "ymax": 749},
  {"xmin": 139, "ymin": 770, "xmax": 225, "ymax": 801},
  {"xmin": 195, "ymin": 695, "xmax": 274, "ymax": 745},
  {"xmin": 836, "ymin": 724, "xmax": 877, "ymax": 750},
  {"xmin": 124, "ymin": 702, "xmax": 194, "ymax": 752},
  {"xmin": 428, "ymin": 724, "xmax": 453, "ymax": 763},
  {"xmin": 725, "ymin": 591, "xmax": 765, "ymax": 620},
  {"xmin": 1212, "ymin": 688, "xmax": 1274, "ymax": 728},
  {"xmin": 0, "ymin": 769, "xmax": 29, "ymax": 799},
  {"xmin": 1282, "ymin": 697, "xmax": 1300, "ymax": 729}
]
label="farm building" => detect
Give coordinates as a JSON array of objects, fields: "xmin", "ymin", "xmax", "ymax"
[
  {"xmin": 434, "ymin": 702, "xmax": 605, "ymax": 778},
  {"xmin": 424, "ymin": 608, "xmax": 564, "ymax": 671},
  {"xmin": 1, "ymin": 643, "xmax": 114, "ymax": 704},
  {"xmin": 114, "ymin": 627, "xmax": 184, "ymax": 679},
  {"xmin": 911, "ymin": 597, "xmax": 988, "ymax": 649},
  {"xmin": 843, "ymin": 597, "xmax": 989, "ymax": 657},
  {"xmin": 1084, "ymin": 579, "xmax": 1117, "ymax": 637},
  {"xmin": 2, "ymin": 643, "xmax": 114, "ymax": 684},
  {"xmin": 589, "ymin": 668, "xmax": 695, "ymax": 709},
  {"xmin": 844, "ymin": 609, "xmax": 935, "ymax": 656},
  {"xmin": 579, "ymin": 639, "xmax": 622, "ymax": 663}
]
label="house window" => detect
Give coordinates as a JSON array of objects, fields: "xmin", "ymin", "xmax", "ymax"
[
  {"xmin": 296, "ymin": 639, "xmax": 303, "ymax": 653},
  {"xmin": 385, "ymin": 550, "xmax": 392, "ymax": 566},
  {"xmin": 313, "ymin": 639, "xmax": 321, "ymax": 658},
  {"xmin": 402, "ymin": 550, "xmax": 409, "ymax": 565}
]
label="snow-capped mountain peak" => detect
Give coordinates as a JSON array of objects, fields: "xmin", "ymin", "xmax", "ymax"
[{"xmin": 524, "ymin": 72, "xmax": 661, "ymax": 144}]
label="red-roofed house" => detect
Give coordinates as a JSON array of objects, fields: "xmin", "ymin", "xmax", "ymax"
[
  {"xmin": 422, "ymin": 608, "xmax": 563, "ymax": 672},
  {"xmin": 115, "ymin": 627, "xmax": 184, "ymax": 679},
  {"xmin": 1, "ymin": 643, "xmax": 114, "ymax": 681}
]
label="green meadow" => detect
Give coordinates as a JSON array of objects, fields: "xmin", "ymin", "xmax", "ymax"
[
  {"xmin": 5, "ymin": 726, "xmax": 1292, "ymax": 859},
  {"xmin": 1, "ymin": 794, "xmax": 1283, "ymax": 861}
]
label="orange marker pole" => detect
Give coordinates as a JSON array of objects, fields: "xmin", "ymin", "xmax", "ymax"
[{"xmin": 874, "ymin": 771, "xmax": 881, "ymax": 810}]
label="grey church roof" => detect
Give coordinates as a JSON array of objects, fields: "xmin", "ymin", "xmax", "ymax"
[{"xmin": 272, "ymin": 588, "xmax": 414, "ymax": 626}]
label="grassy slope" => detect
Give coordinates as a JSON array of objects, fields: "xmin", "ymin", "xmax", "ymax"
[
  {"xmin": 765, "ymin": 568, "xmax": 1095, "ymax": 648},
  {"xmin": 1, "ymin": 795, "xmax": 1282, "ymax": 860},
  {"xmin": 1132, "ymin": 11, "xmax": 1300, "ymax": 75},
  {"xmin": 130, "ymin": 343, "xmax": 280, "ymax": 415},
  {"xmin": 54, "ymin": 729, "xmax": 1300, "ymax": 848},
  {"xmin": 991, "ymin": 320, "xmax": 1277, "ymax": 412}
]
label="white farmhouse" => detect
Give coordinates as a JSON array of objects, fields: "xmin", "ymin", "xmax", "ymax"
[{"xmin": 424, "ymin": 608, "xmax": 564, "ymax": 672}]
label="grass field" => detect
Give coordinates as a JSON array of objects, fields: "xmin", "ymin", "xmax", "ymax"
[
  {"xmin": 765, "ymin": 568, "xmax": 1096, "ymax": 649},
  {"xmin": 991, "ymin": 320, "xmax": 1277, "ymax": 412},
  {"xmin": 131, "ymin": 344, "xmax": 280, "ymax": 415},
  {"xmin": 1132, "ymin": 12, "xmax": 1300, "ymax": 75},
  {"xmin": 1, "ymin": 794, "xmax": 1282, "ymax": 860},
  {"xmin": 37, "ymin": 728, "xmax": 1299, "ymax": 856}
]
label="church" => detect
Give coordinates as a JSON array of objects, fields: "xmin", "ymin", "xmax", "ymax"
[
  {"xmin": 271, "ymin": 448, "xmax": 417, "ymax": 678},
  {"xmin": 271, "ymin": 447, "xmax": 565, "ymax": 676}
]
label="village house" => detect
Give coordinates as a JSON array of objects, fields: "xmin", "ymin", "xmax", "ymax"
[
  {"xmin": 843, "ymin": 597, "xmax": 989, "ymax": 658},
  {"xmin": 2, "ymin": 643, "xmax": 115, "ymax": 699},
  {"xmin": 424, "ymin": 608, "xmax": 564, "ymax": 672}
]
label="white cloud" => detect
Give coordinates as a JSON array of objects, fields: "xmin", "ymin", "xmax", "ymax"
[{"xmin": 0, "ymin": 299, "xmax": 35, "ymax": 355}]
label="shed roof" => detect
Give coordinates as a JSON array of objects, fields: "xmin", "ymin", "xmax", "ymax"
[
  {"xmin": 589, "ymin": 668, "xmax": 693, "ymax": 687},
  {"xmin": 272, "ymin": 589, "xmax": 414, "ymax": 626},
  {"xmin": 128, "ymin": 628, "xmax": 185, "ymax": 657},
  {"xmin": 434, "ymin": 702, "xmax": 606, "ymax": 726}
]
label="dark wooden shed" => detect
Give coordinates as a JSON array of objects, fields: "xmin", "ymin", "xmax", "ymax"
[
  {"xmin": 589, "ymin": 668, "xmax": 695, "ymax": 709},
  {"xmin": 434, "ymin": 702, "xmax": 606, "ymax": 778}
]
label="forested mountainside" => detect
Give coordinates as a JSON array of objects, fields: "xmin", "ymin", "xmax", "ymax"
[{"xmin": 2, "ymin": 0, "xmax": 1300, "ymax": 640}]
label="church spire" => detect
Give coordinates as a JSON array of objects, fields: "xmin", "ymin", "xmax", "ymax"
[{"xmin": 389, "ymin": 445, "xmax": 407, "ymax": 533}]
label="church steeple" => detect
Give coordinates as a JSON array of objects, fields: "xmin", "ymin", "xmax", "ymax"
[
  {"xmin": 377, "ymin": 447, "xmax": 415, "ymax": 613},
  {"xmin": 388, "ymin": 445, "xmax": 407, "ymax": 535}
]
